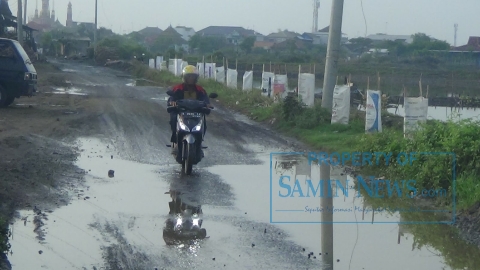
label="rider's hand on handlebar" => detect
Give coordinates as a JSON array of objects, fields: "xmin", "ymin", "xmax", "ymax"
[{"xmin": 169, "ymin": 101, "xmax": 177, "ymax": 107}]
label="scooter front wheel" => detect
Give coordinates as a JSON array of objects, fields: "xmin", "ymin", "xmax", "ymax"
[{"xmin": 184, "ymin": 142, "xmax": 193, "ymax": 175}]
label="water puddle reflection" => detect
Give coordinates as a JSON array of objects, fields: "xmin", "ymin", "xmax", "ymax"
[
  {"xmin": 8, "ymin": 137, "xmax": 170, "ymax": 269},
  {"xmin": 207, "ymin": 152, "xmax": 478, "ymax": 270},
  {"xmin": 50, "ymin": 87, "xmax": 87, "ymax": 96}
]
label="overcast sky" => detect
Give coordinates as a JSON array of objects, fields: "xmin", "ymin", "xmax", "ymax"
[{"xmin": 11, "ymin": 0, "xmax": 480, "ymax": 45}]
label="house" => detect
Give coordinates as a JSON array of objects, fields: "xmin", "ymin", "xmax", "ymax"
[
  {"xmin": 447, "ymin": 36, "xmax": 480, "ymax": 67},
  {"xmin": 366, "ymin": 34, "xmax": 414, "ymax": 45},
  {"xmin": 196, "ymin": 26, "xmax": 256, "ymax": 45},
  {"xmin": 137, "ymin": 27, "xmax": 163, "ymax": 46},
  {"xmin": 254, "ymin": 32, "xmax": 266, "ymax": 42},
  {"xmin": 253, "ymin": 41, "xmax": 274, "ymax": 51},
  {"xmin": 58, "ymin": 36, "xmax": 91, "ymax": 56},
  {"xmin": 0, "ymin": 0, "xmax": 37, "ymax": 52},
  {"xmin": 367, "ymin": 48, "xmax": 389, "ymax": 55},
  {"xmin": 174, "ymin": 26, "xmax": 195, "ymax": 41},
  {"xmin": 157, "ymin": 26, "xmax": 189, "ymax": 51},
  {"xmin": 70, "ymin": 22, "xmax": 95, "ymax": 31},
  {"xmin": 267, "ymin": 30, "xmax": 300, "ymax": 43},
  {"xmin": 308, "ymin": 26, "xmax": 348, "ymax": 45},
  {"xmin": 271, "ymin": 37, "xmax": 312, "ymax": 51},
  {"xmin": 454, "ymin": 36, "xmax": 480, "ymax": 51},
  {"xmin": 297, "ymin": 33, "xmax": 314, "ymax": 42}
]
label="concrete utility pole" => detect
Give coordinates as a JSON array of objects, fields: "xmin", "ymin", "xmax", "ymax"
[
  {"xmin": 94, "ymin": 0, "xmax": 98, "ymax": 57},
  {"xmin": 320, "ymin": 0, "xmax": 345, "ymax": 269},
  {"xmin": 24, "ymin": 0, "xmax": 27, "ymax": 24},
  {"xmin": 17, "ymin": 0, "xmax": 24, "ymax": 46}
]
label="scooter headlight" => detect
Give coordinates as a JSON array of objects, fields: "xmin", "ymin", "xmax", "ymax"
[
  {"xmin": 176, "ymin": 218, "xmax": 183, "ymax": 227},
  {"xmin": 178, "ymin": 117, "xmax": 189, "ymax": 131},
  {"xmin": 192, "ymin": 118, "xmax": 203, "ymax": 132},
  {"xmin": 192, "ymin": 218, "xmax": 200, "ymax": 227}
]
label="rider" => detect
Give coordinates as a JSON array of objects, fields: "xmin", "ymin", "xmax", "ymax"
[{"xmin": 168, "ymin": 65, "xmax": 213, "ymax": 154}]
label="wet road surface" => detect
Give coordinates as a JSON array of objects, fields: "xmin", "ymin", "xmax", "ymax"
[{"xmin": 7, "ymin": 60, "xmax": 477, "ymax": 269}]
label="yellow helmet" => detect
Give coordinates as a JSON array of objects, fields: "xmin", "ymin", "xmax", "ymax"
[{"xmin": 182, "ymin": 65, "xmax": 199, "ymax": 84}]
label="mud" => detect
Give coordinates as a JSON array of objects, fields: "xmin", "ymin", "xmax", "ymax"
[{"xmin": 1, "ymin": 58, "xmax": 479, "ymax": 269}]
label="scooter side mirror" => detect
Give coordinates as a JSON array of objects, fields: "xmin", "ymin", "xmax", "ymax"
[
  {"xmin": 202, "ymin": 107, "xmax": 211, "ymax": 115},
  {"xmin": 209, "ymin": 93, "xmax": 218, "ymax": 99}
]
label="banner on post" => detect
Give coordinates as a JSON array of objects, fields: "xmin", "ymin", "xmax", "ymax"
[
  {"xmin": 216, "ymin": 66, "xmax": 225, "ymax": 83},
  {"xmin": 331, "ymin": 85, "xmax": 351, "ymax": 124},
  {"xmin": 168, "ymin": 59, "xmax": 175, "ymax": 74},
  {"xmin": 365, "ymin": 90, "xmax": 382, "ymax": 132},
  {"xmin": 404, "ymin": 97, "xmax": 428, "ymax": 136},
  {"xmin": 226, "ymin": 69, "xmax": 238, "ymax": 89},
  {"xmin": 243, "ymin": 71, "xmax": 253, "ymax": 91},
  {"xmin": 298, "ymin": 73, "xmax": 315, "ymax": 107},
  {"xmin": 177, "ymin": 60, "xmax": 187, "ymax": 75},
  {"xmin": 196, "ymin": 63, "xmax": 205, "ymax": 78},
  {"xmin": 155, "ymin": 56, "xmax": 163, "ymax": 70},
  {"xmin": 261, "ymin": 72, "xmax": 275, "ymax": 93},
  {"xmin": 204, "ymin": 63, "xmax": 216, "ymax": 79},
  {"xmin": 273, "ymin": 74, "xmax": 288, "ymax": 98}
]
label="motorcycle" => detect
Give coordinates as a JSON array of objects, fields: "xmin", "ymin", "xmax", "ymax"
[
  {"xmin": 165, "ymin": 90, "xmax": 218, "ymax": 175},
  {"xmin": 163, "ymin": 190, "xmax": 206, "ymax": 245}
]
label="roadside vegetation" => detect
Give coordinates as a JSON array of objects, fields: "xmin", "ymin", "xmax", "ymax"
[
  {"xmin": 133, "ymin": 62, "xmax": 479, "ymax": 214},
  {"xmin": 0, "ymin": 218, "xmax": 10, "ymax": 254}
]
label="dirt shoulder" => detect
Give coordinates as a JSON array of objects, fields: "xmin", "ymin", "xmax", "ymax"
[{"xmin": 0, "ymin": 62, "xmax": 89, "ymax": 269}]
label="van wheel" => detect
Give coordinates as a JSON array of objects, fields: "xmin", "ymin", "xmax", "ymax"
[{"xmin": 0, "ymin": 86, "xmax": 9, "ymax": 108}]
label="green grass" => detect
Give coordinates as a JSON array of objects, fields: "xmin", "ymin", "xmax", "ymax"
[{"xmin": 0, "ymin": 217, "xmax": 10, "ymax": 254}]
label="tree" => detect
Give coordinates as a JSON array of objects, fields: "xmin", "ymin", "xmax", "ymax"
[
  {"xmin": 41, "ymin": 32, "xmax": 52, "ymax": 48},
  {"xmin": 188, "ymin": 34, "xmax": 227, "ymax": 54},
  {"xmin": 349, "ymin": 37, "xmax": 373, "ymax": 54},
  {"xmin": 151, "ymin": 36, "xmax": 176, "ymax": 52},
  {"xmin": 240, "ymin": 36, "xmax": 255, "ymax": 54}
]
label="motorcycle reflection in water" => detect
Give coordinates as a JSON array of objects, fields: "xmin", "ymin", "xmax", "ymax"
[{"xmin": 163, "ymin": 190, "xmax": 207, "ymax": 245}]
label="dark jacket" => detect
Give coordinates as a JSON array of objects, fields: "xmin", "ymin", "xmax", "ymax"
[{"xmin": 169, "ymin": 83, "xmax": 210, "ymax": 104}]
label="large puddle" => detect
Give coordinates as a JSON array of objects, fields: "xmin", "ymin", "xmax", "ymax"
[
  {"xmin": 7, "ymin": 137, "xmax": 480, "ymax": 269},
  {"xmin": 8, "ymin": 137, "xmax": 171, "ymax": 269},
  {"xmin": 206, "ymin": 152, "xmax": 480, "ymax": 270}
]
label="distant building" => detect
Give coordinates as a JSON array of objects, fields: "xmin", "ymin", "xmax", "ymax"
[
  {"xmin": 367, "ymin": 48, "xmax": 389, "ymax": 55},
  {"xmin": 253, "ymin": 41, "xmax": 274, "ymax": 51},
  {"xmin": 28, "ymin": 0, "xmax": 63, "ymax": 30},
  {"xmin": 449, "ymin": 36, "xmax": 480, "ymax": 67},
  {"xmin": 66, "ymin": 2, "xmax": 73, "ymax": 27},
  {"xmin": 366, "ymin": 34, "xmax": 414, "ymax": 44},
  {"xmin": 454, "ymin": 36, "xmax": 480, "ymax": 52},
  {"xmin": 158, "ymin": 26, "xmax": 189, "ymax": 51},
  {"xmin": 254, "ymin": 32, "xmax": 266, "ymax": 42},
  {"xmin": 196, "ymin": 26, "xmax": 257, "ymax": 45},
  {"xmin": 267, "ymin": 30, "xmax": 300, "ymax": 43},
  {"xmin": 174, "ymin": 26, "xmax": 195, "ymax": 41},
  {"xmin": 137, "ymin": 27, "xmax": 163, "ymax": 46},
  {"xmin": 306, "ymin": 26, "xmax": 348, "ymax": 45},
  {"xmin": 271, "ymin": 37, "xmax": 312, "ymax": 51}
]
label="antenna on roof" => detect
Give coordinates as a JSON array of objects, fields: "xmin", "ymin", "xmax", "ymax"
[{"xmin": 454, "ymin": 23, "xmax": 458, "ymax": 47}]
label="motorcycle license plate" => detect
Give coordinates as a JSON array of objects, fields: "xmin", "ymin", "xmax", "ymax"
[{"xmin": 182, "ymin": 112, "xmax": 202, "ymax": 117}]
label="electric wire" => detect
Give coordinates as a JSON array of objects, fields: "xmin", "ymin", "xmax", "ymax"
[{"xmin": 360, "ymin": 0, "xmax": 368, "ymax": 37}]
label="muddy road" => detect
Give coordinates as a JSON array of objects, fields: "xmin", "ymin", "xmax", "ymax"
[{"xmin": 2, "ymin": 59, "xmax": 478, "ymax": 270}]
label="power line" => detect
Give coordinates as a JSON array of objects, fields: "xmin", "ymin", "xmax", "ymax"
[{"xmin": 360, "ymin": 0, "xmax": 367, "ymax": 37}]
